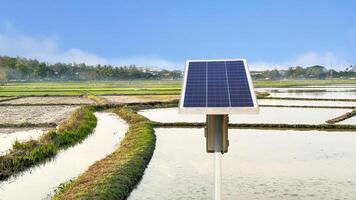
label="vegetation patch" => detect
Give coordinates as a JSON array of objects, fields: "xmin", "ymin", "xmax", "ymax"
[
  {"xmin": 86, "ymin": 94, "xmax": 109, "ymax": 105},
  {"xmin": 326, "ymin": 109, "xmax": 356, "ymax": 124},
  {"xmin": 255, "ymin": 91, "xmax": 270, "ymax": 98},
  {"xmin": 52, "ymin": 107, "xmax": 155, "ymax": 200},
  {"xmin": 0, "ymin": 106, "xmax": 97, "ymax": 181}
]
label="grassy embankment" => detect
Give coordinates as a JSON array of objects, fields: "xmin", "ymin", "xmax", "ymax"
[
  {"xmin": 0, "ymin": 106, "xmax": 97, "ymax": 181},
  {"xmin": 86, "ymin": 94, "xmax": 110, "ymax": 105},
  {"xmin": 1, "ymin": 79, "xmax": 355, "ymax": 97},
  {"xmin": 326, "ymin": 109, "xmax": 356, "ymax": 124},
  {"xmin": 53, "ymin": 106, "xmax": 155, "ymax": 200}
]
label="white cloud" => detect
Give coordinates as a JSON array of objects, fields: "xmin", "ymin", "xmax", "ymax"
[
  {"xmin": 250, "ymin": 51, "xmax": 349, "ymax": 71},
  {"xmin": 0, "ymin": 23, "xmax": 179, "ymax": 69},
  {"xmin": 0, "ymin": 23, "xmax": 350, "ymax": 71}
]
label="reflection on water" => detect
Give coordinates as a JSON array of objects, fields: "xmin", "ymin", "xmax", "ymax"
[
  {"xmin": 128, "ymin": 128, "xmax": 356, "ymax": 200},
  {"xmin": 0, "ymin": 112, "xmax": 128, "ymax": 200},
  {"xmin": 0, "ymin": 129, "xmax": 45, "ymax": 155},
  {"xmin": 139, "ymin": 107, "xmax": 350, "ymax": 125}
]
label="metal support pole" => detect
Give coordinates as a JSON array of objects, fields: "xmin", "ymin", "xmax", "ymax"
[
  {"xmin": 214, "ymin": 116, "xmax": 222, "ymax": 200},
  {"xmin": 214, "ymin": 152, "xmax": 222, "ymax": 200}
]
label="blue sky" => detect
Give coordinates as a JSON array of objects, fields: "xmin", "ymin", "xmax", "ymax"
[{"xmin": 0, "ymin": 0, "xmax": 355, "ymax": 70}]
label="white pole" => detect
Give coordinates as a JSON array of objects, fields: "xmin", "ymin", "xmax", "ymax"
[{"xmin": 214, "ymin": 152, "xmax": 222, "ymax": 200}]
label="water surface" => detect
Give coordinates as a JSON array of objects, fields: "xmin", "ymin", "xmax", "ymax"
[
  {"xmin": 258, "ymin": 99, "xmax": 356, "ymax": 107},
  {"xmin": 128, "ymin": 128, "xmax": 356, "ymax": 200},
  {"xmin": 256, "ymin": 88, "xmax": 356, "ymax": 99},
  {"xmin": 0, "ymin": 112, "xmax": 128, "ymax": 200},
  {"xmin": 139, "ymin": 107, "xmax": 349, "ymax": 125},
  {"xmin": 0, "ymin": 129, "xmax": 46, "ymax": 155},
  {"xmin": 338, "ymin": 116, "xmax": 356, "ymax": 125}
]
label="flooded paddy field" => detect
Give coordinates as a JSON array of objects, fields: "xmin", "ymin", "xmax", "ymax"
[
  {"xmin": 0, "ymin": 105, "xmax": 79, "ymax": 125},
  {"xmin": 266, "ymin": 92, "xmax": 356, "ymax": 99},
  {"xmin": 0, "ymin": 83, "xmax": 355, "ymax": 200},
  {"xmin": 0, "ymin": 128, "xmax": 48, "ymax": 155},
  {"xmin": 258, "ymin": 99, "xmax": 356, "ymax": 107},
  {"xmin": 256, "ymin": 86, "xmax": 356, "ymax": 92},
  {"xmin": 139, "ymin": 107, "xmax": 350, "ymax": 125},
  {"xmin": 0, "ymin": 112, "xmax": 128, "ymax": 200},
  {"xmin": 0, "ymin": 96, "xmax": 95, "ymax": 105},
  {"xmin": 338, "ymin": 116, "xmax": 356, "ymax": 125},
  {"xmin": 128, "ymin": 128, "xmax": 356, "ymax": 200},
  {"xmin": 256, "ymin": 87, "xmax": 356, "ymax": 99}
]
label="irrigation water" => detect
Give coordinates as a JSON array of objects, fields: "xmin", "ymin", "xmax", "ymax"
[
  {"xmin": 0, "ymin": 129, "xmax": 46, "ymax": 155},
  {"xmin": 257, "ymin": 99, "xmax": 356, "ymax": 107},
  {"xmin": 138, "ymin": 107, "xmax": 350, "ymax": 125},
  {"xmin": 256, "ymin": 87, "xmax": 356, "ymax": 99},
  {"xmin": 128, "ymin": 128, "xmax": 356, "ymax": 200},
  {"xmin": 0, "ymin": 112, "xmax": 128, "ymax": 199}
]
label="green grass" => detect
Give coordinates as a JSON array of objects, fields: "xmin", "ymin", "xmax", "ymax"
[
  {"xmin": 0, "ymin": 106, "xmax": 97, "ymax": 181},
  {"xmin": 1, "ymin": 79, "xmax": 355, "ymax": 97},
  {"xmin": 0, "ymin": 80, "xmax": 181, "ymax": 96},
  {"xmin": 52, "ymin": 106, "xmax": 155, "ymax": 200}
]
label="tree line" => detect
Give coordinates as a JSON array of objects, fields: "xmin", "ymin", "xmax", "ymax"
[
  {"xmin": 0, "ymin": 56, "xmax": 355, "ymax": 84},
  {"xmin": 251, "ymin": 65, "xmax": 356, "ymax": 80},
  {"xmin": 0, "ymin": 56, "xmax": 182, "ymax": 83}
]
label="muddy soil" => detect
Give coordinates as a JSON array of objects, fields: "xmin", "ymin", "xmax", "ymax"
[
  {"xmin": 0, "ymin": 97, "xmax": 95, "ymax": 105},
  {"xmin": 0, "ymin": 105, "xmax": 80, "ymax": 124},
  {"xmin": 103, "ymin": 95, "xmax": 179, "ymax": 104}
]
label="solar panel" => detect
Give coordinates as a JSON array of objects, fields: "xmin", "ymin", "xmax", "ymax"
[{"xmin": 179, "ymin": 59, "xmax": 259, "ymax": 114}]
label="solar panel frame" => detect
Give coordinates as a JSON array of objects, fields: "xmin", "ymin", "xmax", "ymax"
[{"xmin": 179, "ymin": 59, "xmax": 259, "ymax": 114}]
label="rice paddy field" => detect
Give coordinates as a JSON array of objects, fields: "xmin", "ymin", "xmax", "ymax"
[
  {"xmin": 1, "ymin": 79, "xmax": 355, "ymax": 97},
  {"xmin": 0, "ymin": 79, "xmax": 356, "ymax": 200}
]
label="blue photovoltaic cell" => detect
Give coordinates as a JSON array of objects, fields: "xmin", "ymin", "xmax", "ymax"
[
  {"xmin": 207, "ymin": 61, "xmax": 230, "ymax": 107},
  {"xmin": 183, "ymin": 62, "xmax": 207, "ymax": 107},
  {"xmin": 183, "ymin": 60, "xmax": 254, "ymax": 108},
  {"xmin": 226, "ymin": 61, "xmax": 253, "ymax": 107}
]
